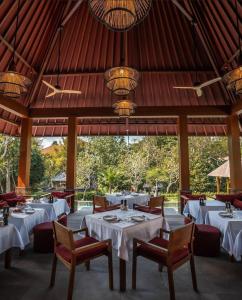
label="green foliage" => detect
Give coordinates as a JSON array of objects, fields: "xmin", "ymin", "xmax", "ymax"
[
  {"xmin": 30, "ymin": 139, "xmax": 45, "ymax": 188},
  {"xmin": 189, "ymin": 137, "xmax": 227, "ymax": 193},
  {"xmin": 0, "ymin": 134, "xmax": 234, "ymax": 197}
]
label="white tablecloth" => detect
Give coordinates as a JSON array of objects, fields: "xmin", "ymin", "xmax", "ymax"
[
  {"xmin": 183, "ymin": 200, "xmax": 225, "ymax": 224},
  {"xmin": 106, "ymin": 193, "xmax": 150, "ymax": 209},
  {"xmin": 28, "ymin": 198, "xmax": 70, "ymax": 221},
  {"xmin": 0, "ymin": 224, "xmax": 24, "ymax": 254},
  {"xmin": 205, "ymin": 210, "xmax": 242, "ymax": 261},
  {"xmin": 9, "ymin": 208, "xmax": 47, "ymax": 247},
  {"xmin": 234, "ymin": 230, "xmax": 242, "ymax": 261},
  {"xmin": 83, "ymin": 209, "xmax": 168, "ymax": 261}
]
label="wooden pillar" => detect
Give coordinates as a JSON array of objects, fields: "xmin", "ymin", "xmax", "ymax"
[
  {"xmin": 227, "ymin": 115, "xmax": 242, "ymax": 192},
  {"xmin": 66, "ymin": 117, "xmax": 77, "ymax": 212},
  {"xmin": 17, "ymin": 118, "xmax": 32, "ymax": 194},
  {"xmin": 178, "ymin": 115, "xmax": 190, "ymax": 212},
  {"xmin": 216, "ymin": 177, "xmax": 221, "ymax": 193}
]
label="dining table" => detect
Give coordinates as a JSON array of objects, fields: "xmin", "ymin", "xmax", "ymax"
[
  {"xmin": 106, "ymin": 193, "xmax": 150, "ymax": 209},
  {"xmin": 0, "ymin": 224, "xmax": 24, "ymax": 268},
  {"xmin": 205, "ymin": 210, "xmax": 242, "ymax": 260},
  {"xmin": 27, "ymin": 198, "xmax": 70, "ymax": 221},
  {"xmin": 183, "ymin": 199, "xmax": 226, "ymax": 224},
  {"xmin": 8, "ymin": 208, "xmax": 47, "ymax": 247},
  {"xmin": 83, "ymin": 209, "xmax": 168, "ymax": 291}
]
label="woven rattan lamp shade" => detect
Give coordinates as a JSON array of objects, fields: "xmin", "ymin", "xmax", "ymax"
[
  {"xmin": 113, "ymin": 99, "xmax": 136, "ymax": 117},
  {"xmin": 105, "ymin": 66, "xmax": 139, "ymax": 95},
  {"xmin": 0, "ymin": 70, "xmax": 31, "ymax": 98},
  {"xmin": 88, "ymin": 0, "xmax": 152, "ymax": 31},
  {"xmin": 223, "ymin": 64, "xmax": 242, "ymax": 95}
]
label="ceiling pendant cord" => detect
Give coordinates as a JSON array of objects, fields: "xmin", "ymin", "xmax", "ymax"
[
  {"xmin": 120, "ymin": 31, "xmax": 125, "ymax": 67},
  {"xmin": 10, "ymin": 0, "xmax": 21, "ymax": 69}
]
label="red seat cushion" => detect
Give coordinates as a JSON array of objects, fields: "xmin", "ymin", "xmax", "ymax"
[
  {"xmin": 0, "ymin": 192, "xmax": 17, "ymax": 200},
  {"xmin": 136, "ymin": 206, "xmax": 162, "ymax": 215},
  {"xmin": 215, "ymin": 194, "xmax": 242, "ymax": 205},
  {"xmin": 137, "ymin": 237, "xmax": 189, "ymax": 265},
  {"xmin": 194, "ymin": 224, "xmax": 221, "ymax": 257},
  {"xmin": 51, "ymin": 192, "xmax": 71, "ymax": 198},
  {"xmin": 233, "ymin": 199, "xmax": 242, "ymax": 210},
  {"xmin": 56, "ymin": 237, "xmax": 108, "ymax": 263},
  {"xmin": 0, "ymin": 201, "xmax": 8, "ymax": 208},
  {"xmin": 196, "ymin": 224, "xmax": 220, "ymax": 235},
  {"xmin": 34, "ymin": 222, "xmax": 53, "ymax": 232}
]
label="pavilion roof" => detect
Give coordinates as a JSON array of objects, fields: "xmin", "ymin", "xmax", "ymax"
[
  {"xmin": 208, "ymin": 159, "xmax": 230, "ymax": 178},
  {"xmin": 0, "ymin": 0, "xmax": 241, "ymax": 137}
]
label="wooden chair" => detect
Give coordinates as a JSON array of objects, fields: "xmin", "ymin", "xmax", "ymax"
[
  {"xmin": 93, "ymin": 195, "xmax": 120, "ymax": 214},
  {"xmin": 50, "ymin": 221, "xmax": 113, "ymax": 300},
  {"xmin": 133, "ymin": 196, "xmax": 165, "ymax": 216},
  {"xmin": 132, "ymin": 222, "xmax": 197, "ymax": 300}
]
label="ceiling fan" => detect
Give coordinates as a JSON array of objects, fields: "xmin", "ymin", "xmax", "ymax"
[
  {"xmin": 173, "ymin": 22, "xmax": 221, "ymax": 97},
  {"xmin": 43, "ymin": 26, "xmax": 82, "ymax": 98},
  {"xmin": 42, "ymin": 80, "xmax": 82, "ymax": 98},
  {"xmin": 173, "ymin": 77, "xmax": 222, "ymax": 97}
]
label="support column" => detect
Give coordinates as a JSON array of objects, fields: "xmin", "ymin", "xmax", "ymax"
[
  {"xmin": 227, "ymin": 115, "xmax": 242, "ymax": 192},
  {"xmin": 17, "ymin": 118, "xmax": 32, "ymax": 195},
  {"xmin": 178, "ymin": 115, "xmax": 190, "ymax": 212},
  {"xmin": 66, "ymin": 116, "xmax": 77, "ymax": 212}
]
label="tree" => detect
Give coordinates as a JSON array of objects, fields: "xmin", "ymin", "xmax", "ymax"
[
  {"xmin": 189, "ymin": 137, "xmax": 228, "ymax": 193},
  {"xmin": 30, "ymin": 139, "xmax": 45, "ymax": 188},
  {"xmin": 0, "ymin": 135, "xmax": 20, "ymax": 192}
]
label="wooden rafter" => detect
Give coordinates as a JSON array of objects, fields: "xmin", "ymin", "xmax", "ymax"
[
  {"xmin": 43, "ymin": 69, "xmax": 215, "ymax": 78},
  {"xmin": 0, "ymin": 95, "xmax": 28, "ymax": 118},
  {"xmin": 171, "ymin": 0, "xmax": 234, "ymax": 105},
  {"xmin": 28, "ymin": 0, "xmax": 85, "ymax": 107},
  {"xmin": 0, "ymin": 115, "xmax": 20, "ymax": 127},
  {"xmin": 0, "ymin": 35, "xmax": 37, "ymax": 74},
  {"xmin": 29, "ymin": 105, "xmax": 230, "ymax": 119}
]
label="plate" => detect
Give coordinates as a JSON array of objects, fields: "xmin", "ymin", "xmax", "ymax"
[
  {"xmin": 218, "ymin": 212, "xmax": 233, "ymax": 218},
  {"xmin": 24, "ymin": 209, "xmax": 35, "ymax": 214},
  {"xmin": 103, "ymin": 215, "xmax": 118, "ymax": 222},
  {"xmin": 131, "ymin": 215, "xmax": 146, "ymax": 222}
]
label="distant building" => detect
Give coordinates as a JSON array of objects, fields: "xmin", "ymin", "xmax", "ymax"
[{"xmin": 51, "ymin": 172, "xmax": 66, "ymax": 189}]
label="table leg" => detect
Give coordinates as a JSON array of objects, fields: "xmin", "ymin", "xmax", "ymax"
[
  {"xmin": 4, "ymin": 249, "xmax": 11, "ymax": 268},
  {"xmin": 119, "ymin": 258, "xmax": 126, "ymax": 292}
]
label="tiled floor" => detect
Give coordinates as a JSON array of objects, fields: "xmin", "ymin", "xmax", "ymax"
[{"xmin": 0, "ymin": 209, "xmax": 241, "ymax": 300}]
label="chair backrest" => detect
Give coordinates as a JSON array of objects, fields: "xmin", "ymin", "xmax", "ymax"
[
  {"xmin": 149, "ymin": 196, "xmax": 165, "ymax": 216},
  {"xmin": 168, "ymin": 222, "xmax": 194, "ymax": 257},
  {"xmin": 52, "ymin": 221, "xmax": 75, "ymax": 251},
  {"xmin": 149, "ymin": 196, "xmax": 164, "ymax": 208},
  {"xmin": 93, "ymin": 195, "xmax": 107, "ymax": 208}
]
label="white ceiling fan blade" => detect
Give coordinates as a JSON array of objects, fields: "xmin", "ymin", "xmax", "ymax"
[
  {"xmin": 45, "ymin": 91, "xmax": 56, "ymax": 98},
  {"xmin": 199, "ymin": 77, "xmax": 222, "ymax": 88},
  {"xmin": 173, "ymin": 86, "xmax": 196, "ymax": 90},
  {"xmin": 61, "ymin": 90, "xmax": 82, "ymax": 94},
  {"xmin": 42, "ymin": 80, "xmax": 55, "ymax": 90},
  {"xmin": 195, "ymin": 88, "xmax": 203, "ymax": 97}
]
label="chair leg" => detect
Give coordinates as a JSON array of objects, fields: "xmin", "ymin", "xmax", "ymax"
[
  {"xmin": 190, "ymin": 256, "xmax": 198, "ymax": 292},
  {"xmin": 158, "ymin": 263, "xmax": 163, "ymax": 272},
  {"xmin": 85, "ymin": 261, "xmax": 90, "ymax": 271},
  {"xmin": 49, "ymin": 254, "xmax": 57, "ymax": 288},
  {"xmin": 67, "ymin": 265, "xmax": 76, "ymax": 300},
  {"xmin": 108, "ymin": 252, "xmax": 113, "ymax": 290},
  {"xmin": 4, "ymin": 249, "xmax": 11, "ymax": 269},
  {"xmin": 167, "ymin": 267, "xmax": 175, "ymax": 300},
  {"xmin": 132, "ymin": 253, "xmax": 137, "ymax": 289}
]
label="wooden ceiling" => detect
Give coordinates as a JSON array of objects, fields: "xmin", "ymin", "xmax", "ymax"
[{"xmin": 0, "ymin": 0, "xmax": 241, "ymax": 137}]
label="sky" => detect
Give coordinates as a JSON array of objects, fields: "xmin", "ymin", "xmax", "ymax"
[{"xmin": 40, "ymin": 136, "xmax": 144, "ymax": 149}]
